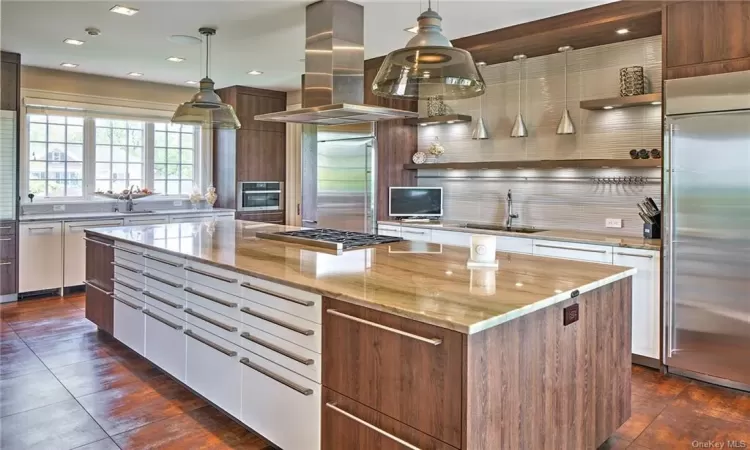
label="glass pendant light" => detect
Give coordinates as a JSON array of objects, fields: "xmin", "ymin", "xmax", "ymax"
[
  {"xmin": 510, "ymin": 54, "xmax": 528, "ymax": 138},
  {"xmin": 372, "ymin": 0, "xmax": 485, "ymax": 100},
  {"xmin": 172, "ymin": 27, "xmax": 240, "ymax": 129},
  {"xmin": 472, "ymin": 62, "xmax": 489, "ymax": 140},
  {"xmin": 556, "ymin": 45, "xmax": 575, "ymax": 135}
]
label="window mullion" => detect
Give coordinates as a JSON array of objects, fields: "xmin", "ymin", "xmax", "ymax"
[
  {"xmin": 145, "ymin": 123, "xmax": 154, "ymax": 192},
  {"xmin": 83, "ymin": 117, "xmax": 96, "ymax": 199}
]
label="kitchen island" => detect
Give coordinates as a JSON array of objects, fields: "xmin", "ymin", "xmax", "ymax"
[{"xmin": 84, "ymin": 220, "xmax": 634, "ymax": 450}]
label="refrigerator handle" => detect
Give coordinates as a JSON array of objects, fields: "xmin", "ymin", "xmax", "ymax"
[{"xmin": 663, "ymin": 122, "xmax": 675, "ymax": 362}]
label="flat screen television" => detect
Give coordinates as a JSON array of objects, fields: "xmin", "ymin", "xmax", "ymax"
[{"xmin": 389, "ymin": 187, "xmax": 443, "ymax": 217}]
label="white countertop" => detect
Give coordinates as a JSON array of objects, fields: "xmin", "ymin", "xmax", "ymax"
[{"xmin": 19, "ymin": 208, "xmax": 236, "ymax": 223}]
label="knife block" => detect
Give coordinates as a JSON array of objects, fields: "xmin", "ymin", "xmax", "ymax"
[{"xmin": 643, "ymin": 212, "xmax": 661, "ymax": 239}]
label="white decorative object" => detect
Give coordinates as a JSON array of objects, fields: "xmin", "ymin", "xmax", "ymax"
[
  {"xmin": 469, "ymin": 269, "xmax": 497, "ymax": 296},
  {"xmin": 205, "ymin": 185, "xmax": 218, "ymax": 208},
  {"xmin": 468, "ymin": 234, "xmax": 498, "ymax": 268},
  {"xmin": 428, "ymin": 138, "xmax": 445, "ymax": 160},
  {"xmin": 189, "ymin": 185, "xmax": 203, "ymax": 210},
  {"xmin": 412, "ymin": 151, "xmax": 427, "ymax": 164}
]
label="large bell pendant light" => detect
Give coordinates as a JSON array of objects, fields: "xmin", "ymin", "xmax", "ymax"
[
  {"xmin": 372, "ymin": 0, "xmax": 485, "ymax": 100},
  {"xmin": 172, "ymin": 27, "xmax": 241, "ymax": 129},
  {"xmin": 471, "ymin": 62, "xmax": 489, "ymax": 140},
  {"xmin": 556, "ymin": 45, "xmax": 575, "ymax": 135},
  {"xmin": 510, "ymin": 54, "xmax": 528, "ymax": 138}
]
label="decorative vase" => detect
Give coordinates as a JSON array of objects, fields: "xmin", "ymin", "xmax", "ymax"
[
  {"xmin": 189, "ymin": 185, "xmax": 203, "ymax": 210},
  {"xmin": 426, "ymin": 95, "xmax": 448, "ymax": 117},
  {"xmin": 205, "ymin": 185, "xmax": 217, "ymax": 209},
  {"xmin": 620, "ymin": 66, "xmax": 645, "ymax": 97},
  {"xmin": 428, "ymin": 138, "xmax": 445, "ymax": 161}
]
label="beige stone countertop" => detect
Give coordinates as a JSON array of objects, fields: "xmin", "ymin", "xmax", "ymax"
[
  {"xmin": 379, "ymin": 220, "xmax": 661, "ymax": 251},
  {"xmin": 88, "ymin": 221, "xmax": 636, "ymax": 334},
  {"xmin": 20, "ymin": 208, "xmax": 236, "ymax": 222}
]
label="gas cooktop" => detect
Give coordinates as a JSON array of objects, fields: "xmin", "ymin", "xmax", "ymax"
[{"xmin": 255, "ymin": 228, "xmax": 403, "ymax": 253}]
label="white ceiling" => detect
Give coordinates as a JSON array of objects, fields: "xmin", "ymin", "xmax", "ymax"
[{"xmin": 1, "ymin": 0, "xmax": 614, "ymax": 92}]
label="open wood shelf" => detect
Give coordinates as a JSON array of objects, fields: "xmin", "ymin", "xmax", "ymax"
[
  {"xmin": 579, "ymin": 93, "xmax": 662, "ymax": 110},
  {"xmin": 403, "ymin": 159, "xmax": 662, "ymax": 171},
  {"xmin": 406, "ymin": 114, "xmax": 472, "ymax": 126}
]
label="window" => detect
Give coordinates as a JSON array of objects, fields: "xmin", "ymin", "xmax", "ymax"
[
  {"xmin": 28, "ymin": 115, "xmax": 84, "ymax": 197},
  {"xmin": 94, "ymin": 119, "xmax": 144, "ymax": 194},
  {"xmin": 153, "ymin": 123, "xmax": 195, "ymax": 195},
  {"xmin": 25, "ymin": 113, "xmax": 201, "ymax": 200}
]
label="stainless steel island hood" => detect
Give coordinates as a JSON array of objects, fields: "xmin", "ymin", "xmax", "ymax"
[{"xmin": 254, "ymin": 0, "xmax": 417, "ymax": 125}]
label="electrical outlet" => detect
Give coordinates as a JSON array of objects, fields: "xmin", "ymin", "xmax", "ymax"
[
  {"xmin": 173, "ymin": 200, "xmax": 183, "ymax": 207},
  {"xmin": 605, "ymin": 218, "xmax": 623, "ymax": 228},
  {"xmin": 53, "ymin": 204, "xmax": 65, "ymax": 212}
]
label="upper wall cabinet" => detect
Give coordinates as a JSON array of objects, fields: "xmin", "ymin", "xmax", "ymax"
[
  {"xmin": 235, "ymin": 91, "xmax": 286, "ymax": 133},
  {"xmin": 1, "ymin": 58, "xmax": 19, "ymax": 111},
  {"xmin": 665, "ymin": 1, "xmax": 750, "ymax": 79}
]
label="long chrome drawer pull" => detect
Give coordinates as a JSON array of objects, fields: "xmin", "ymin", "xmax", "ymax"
[
  {"xmin": 184, "ymin": 287, "xmax": 238, "ymax": 308},
  {"xmin": 83, "ymin": 237, "xmax": 113, "ymax": 247},
  {"xmin": 143, "ymin": 272, "xmax": 183, "ymax": 289},
  {"xmin": 112, "ymin": 278, "xmax": 143, "ymax": 292},
  {"xmin": 84, "ymin": 281, "xmax": 113, "ymax": 296},
  {"xmin": 0, "ymin": 261, "xmax": 11, "ymax": 266},
  {"xmin": 113, "ymin": 295, "xmax": 142, "ymax": 310},
  {"xmin": 0, "ymin": 238, "xmax": 12, "ymax": 241},
  {"xmin": 534, "ymin": 244, "xmax": 607, "ymax": 254},
  {"xmin": 114, "ymin": 245, "xmax": 142, "ymax": 256},
  {"xmin": 326, "ymin": 403, "xmax": 421, "ymax": 450},
  {"xmin": 184, "ymin": 330, "xmax": 237, "ymax": 357},
  {"xmin": 402, "ymin": 230, "xmax": 426, "ymax": 235},
  {"xmin": 614, "ymin": 252, "xmax": 653, "ymax": 259},
  {"xmin": 326, "ymin": 309, "xmax": 442, "ymax": 346},
  {"xmin": 143, "ymin": 310, "xmax": 183, "ymax": 330},
  {"xmin": 185, "ymin": 308, "xmax": 238, "ymax": 332},
  {"xmin": 240, "ymin": 307, "xmax": 314, "ymax": 336},
  {"xmin": 144, "ymin": 254, "xmax": 183, "ymax": 267},
  {"xmin": 143, "ymin": 291, "xmax": 183, "ymax": 309},
  {"xmin": 185, "ymin": 266, "xmax": 238, "ymax": 284},
  {"xmin": 28, "ymin": 226, "xmax": 55, "ymax": 231},
  {"xmin": 112, "ymin": 262, "xmax": 142, "ymax": 274},
  {"xmin": 240, "ymin": 332, "xmax": 314, "ymax": 366},
  {"xmin": 69, "ymin": 224, "xmax": 121, "ymax": 229},
  {"xmin": 240, "ymin": 282, "xmax": 314, "ymax": 307},
  {"xmin": 0, "ymin": 226, "xmax": 11, "ymax": 230},
  {"xmin": 239, "ymin": 357, "xmax": 313, "ymax": 396}
]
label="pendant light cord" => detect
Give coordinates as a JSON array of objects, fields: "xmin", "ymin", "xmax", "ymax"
[
  {"xmin": 517, "ymin": 59, "xmax": 522, "ymax": 114},
  {"xmin": 205, "ymin": 33, "xmax": 210, "ymax": 79},
  {"xmin": 563, "ymin": 51, "xmax": 568, "ymax": 108}
]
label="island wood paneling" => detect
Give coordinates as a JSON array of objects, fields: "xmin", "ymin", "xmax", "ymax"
[
  {"xmin": 322, "ymin": 389, "xmax": 459, "ymax": 450},
  {"xmin": 322, "ymin": 297, "xmax": 464, "ymax": 448},
  {"xmin": 1, "ymin": 51, "xmax": 21, "ymax": 299},
  {"xmin": 464, "ymin": 278, "xmax": 632, "ymax": 450},
  {"xmin": 84, "ymin": 235, "xmax": 114, "ymax": 334},
  {"xmin": 664, "ymin": 1, "xmax": 750, "ymax": 79},
  {"xmin": 213, "ymin": 86, "xmax": 286, "ymax": 215}
]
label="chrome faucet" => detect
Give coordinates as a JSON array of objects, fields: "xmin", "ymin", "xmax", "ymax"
[
  {"xmin": 505, "ymin": 189, "xmax": 519, "ymax": 229},
  {"xmin": 116, "ymin": 185, "xmax": 136, "ymax": 212}
]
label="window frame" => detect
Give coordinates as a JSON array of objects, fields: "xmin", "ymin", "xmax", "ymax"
[{"xmin": 22, "ymin": 113, "xmax": 201, "ymax": 202}]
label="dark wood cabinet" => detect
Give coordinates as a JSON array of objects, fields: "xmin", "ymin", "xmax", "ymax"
[
  {"xmin": 236, "ymin": 211, "xmax": 284, "ymax": 224},
  {"xmin": 665, "ymin": 1, "xmax": 750, "ymax": 79},
  {"xmin": 322, "ymin": 297, "xmax": 464, "ymax": 448},
  {"xmin": 236, "ymin": 130, "xmax": 285, "ymax": 182},
  {"xmin": 0, "ymin": 58, "xmax": 19, "ymax": 111},
  {"xmin": 84, "ymin": 234, "xmax": 115, "ymax": 334},
  {"xmin": 322, "ymin": 388, "xmax": 458, "ymax": 450},
  {"xmin": 0, "ymin": 258, "xmax": 17, "ymax": 295},
  {"xmin": 236, "ymin": 93, "xmax": 286, "ymax": 133}
]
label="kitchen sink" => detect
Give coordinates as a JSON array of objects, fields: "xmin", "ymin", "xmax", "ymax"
[{"xmin": 463, "ymin": 223, "xmax": 547, "ymax": 234}]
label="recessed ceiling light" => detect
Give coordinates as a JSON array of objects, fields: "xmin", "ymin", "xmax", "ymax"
[
  {"xmin": 60, "ymin": 63, "xmax": 79, "ymax": 68},
  {"xmin": 63, "ymin": 38, "xmax": 85, "ymax": 46},
  {"xmin": 652, "ymin": 101, "xmax": 662, "ymax": 105},
  {"xmin": 166, "ymin": 56, "xmax": 185, "ymax": 63},
  {"xmin": 185, "ymin": 80, "xmax": 198, "ymax": 85},
  {"xmin": 110, "ymin": 5, "xmax": 139, "ymax": 16},
  {"xmin": 127, "ymin": 72, "xmax": 144, "ymax": 77},
  {"xmin": 616, "ymin": 28, "xmax": 630, "ymax": 35},
  {"xmin": 603, "ymin": 106, "xmax": 614, "ymax": 110},
  {"xmin": 404, "ymin": 25, "xmax": 419, "ymax": 33},
  {"xmin": 247, "ymin": 70, "xmax": 263, "ymax": 75}
]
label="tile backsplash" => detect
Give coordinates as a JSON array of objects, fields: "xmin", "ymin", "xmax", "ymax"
[{"xmin": 416, "ymin": 36, "xmax": 662, "ymax": 236}]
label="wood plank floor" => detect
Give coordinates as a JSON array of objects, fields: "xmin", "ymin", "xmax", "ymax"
[{"xmin": 1, "ymin": 294, "xmax": 749, "ymax": 450}]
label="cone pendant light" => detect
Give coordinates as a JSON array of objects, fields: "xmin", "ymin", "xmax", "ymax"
[
  {"xmin": 510, "ymin": 54, "xmax": 528, "ymax": 138},
  {"xmin": 472, "ymin": 62, "xmax": 489, "ymax": 140},
  {"xmin": 172, "ymin": 28, "xmax": 240, "ymax": 129},
  {"xmin": 556, "ymin": 45, "xmax": 575, "ymax": 135}
]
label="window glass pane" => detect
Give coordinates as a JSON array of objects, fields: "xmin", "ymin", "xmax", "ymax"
[
  {"xmin": 112, "ymin": 180, "xmax": 127, "ymax": 194},
  {"xmin": 67, "ymin": 162, "xmax": 83, "ymax": 179},
  {"xmin": 166, "ymin": 180, "xmax": 179, "ymax": 195},
  {"xmin": 67, "ymin": 144, "xmax": 83, "ymax": 162},
  {"xmin": 96, "ymin": 145, "xmax": 111, "ymax": 162},
  {"xmin": 167, "ymin": 132, "xmax": 180, "ymax": 147},
  {"xmin": 29, "ymin": 123, "xmax": 47, "ymax": 141},
  {"xmin": 47, "ymin": 180, "xmax": 65, "ymax": 197},
  {"xmin": 95, "ymin": 180, "xmax": 111, "ymax": 193},
  {"xmin": 129, "ymin": 147, "xmax": 143, "ymax": 163},
  {"xmin": 180, "ymin": 133, "xmax": 193, "ymax": 148},
  {"xmin": 67, "ymin": 117, "xmax": 84, "ymax": 126},
  {"xmin": 95, "ymin": 118, "xmax": 111, "ymax": 127},
  {"xmin": 66, "ymin": 180, "xmax": 83, "ymax": 197},
  {"xmin": 167, "ymin": 165, "xmax": 181, "ymax": 180},
  {"xmin": 167, "ymin": 123, "xmax": 181, "ymax": 132},
  {"xmin": 112, "ymin": 128, "xmax": 127, "ymax": 145},
  {"xmin": 181, "ymin": 149, "xmax": 193, "ymax": 164},
  {"xmin": 180, "ymin": 181, "xmax": 193, "ymax": 195},
  {"xmin": 154, "ymin": 131, "xmax": 166, "ymax": 147},
  {"xmin": 112, "ymin": 146, "xmax": 128, "ymax": 162},
  {"xmin": 47, "ymin": 143, "xmax": 65, "ymax": 160},
  {"xmin": 48, "ymin": 124, "xmax": 66, "ymax": 142},
  {"xmin": 48, "ymin": 116, "xmax": 66, "ymax": 125},
  {"xmin": 154, "ymin": 123, "xmax": 166, "ymax": 131},
  {"xmin": 130, "ymin": 179, "xmax": 143, "ymax": 190},
  {"xmin": 128, "ymin": 163, "xmax": 142, "ymax": 180},
  {"xmin": 167, "ymin": 148, "xmax": 180, "ymax": 164},
  {"xmin": 112, "ymin": 163, "xmax": 127, "ymax": 182},
  {"xmin": 29, "ymin": 180, "xmax": 46, "ymax": 196},
  {"xmin": 181, "ymin": 165, "xmax": 193, "ymax": 179},
  {"xmin": 29, "ymin": 162, "xmax": 46, "ymax": 178},
  {"xmin": 129, "ymin": 129, "xmax": 143, "ymax": 146},
  {"xmin": 96, "ymin": 163, "xmax": 111, "ymax": 179},
  {"xmin": 154, "ymin": 164, "xmax": 166, "ymax": 179},
  {"xmin": 112, "ymin": 119, "xmax": 127, "ymax": 128},
  {"xmin": 96, "ymin": 128, "xmax": 112, "ymax": 145},
  {"xmin": 68, "ymin": 126, "xmax": 83, "ymax": 143},
  {"xmin": 154, "ymin": 147, "xmax": 167, "ymax": 163},
  {"xmin": 29, "ymin": 114, "xmax": 47, "ymax": 123},
  {"xmin": 29, "ymin": 143, "xmax": 46, "ymax": 161}
]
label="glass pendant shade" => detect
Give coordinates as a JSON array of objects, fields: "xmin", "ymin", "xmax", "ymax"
[
  {"xmin": 472, "ymin": 62, "xmax": 489, "ymax": 140},
  {"xmin": 372, "ymin": 6, "xmax": 485, "ymax": 100},
  {"xmin": 172, "ymin": 28, "xmax": 241, "ymax": 129}
]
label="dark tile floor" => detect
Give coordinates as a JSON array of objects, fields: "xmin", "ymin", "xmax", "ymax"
[{"xmin": 1, "ymin": 294, "xmax": 749, "ymax": 450}]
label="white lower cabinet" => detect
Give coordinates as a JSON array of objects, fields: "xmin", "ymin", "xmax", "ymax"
[
  {"xmin": 144, "ymin": 308, "xmax": 186, "ymax": 381},
  {"xmin": 19, "ymin": 222, "xmax": 63, "ymax": 293},
  {"xmin": 496, "ymin": 236, "xmax": 533, "ymax": 255},
  {"xmin": 123, "ymin": 216, "xmax": 170, "ymax": 226},
  {"xmin": 64, "ymin": 219, "xmax": 124, "ymax": 287},
  {"xmin": 169, "ymin": 214, "xmax": 215, "ymax": 224},
  {"xmin": 613, "ymin": 249, "xmax": 660, "ymax": 360},
  {"xmin": 185, "ymin": 327, "xmax": 242, "ymax": 418},
  {"xmin": 113, "ymin": 295, "xmax": 145, "ymax": 355},
  {"xmin": 240, "ymin": 349, "xmax": 321, "ymax": 450},
  {"xmin": 532, "ymin": 239, "xmax": 613, "ymax": 264},
  {"xmin": 431, "ymin": 229, "xmax": 470, "ymax": 247},
  {"xmin": 400, "ymin": 226, "xmax": 432, "ymax": 242},
  {"xmin": 377, "ymin": 224, "xmax": 401, "ymax": 237}
]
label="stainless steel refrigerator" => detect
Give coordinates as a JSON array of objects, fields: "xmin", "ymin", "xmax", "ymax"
[
  {"xmin": 663, "ymin": 71, "xmax": 750, "ymax": 390},
  {"xmin": 301, "ymin": 123, "xmax": 376, "ymax": 233}
]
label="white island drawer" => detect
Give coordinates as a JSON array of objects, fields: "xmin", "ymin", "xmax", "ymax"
[
  {"xmin": 400, "ymin": 226, "xmax": 432, "ymax": 242},
  {"xmin": 113, "ymin": 294, "xmax": 145, "ymax": 355},
  {"xmin": 241, "ymin": 299, "xmax": 321, "ymax": 354},
  {"xmin": 114, "ymin": 242, "xmax": 145, "ymax": 266},
  {"xmin": 431, "ymin": 229, "xmax": 470, "ymax": 247},
  {"xmin": 185, "ymin": 327, "xmax": 241, "ymax": 418},
  {"xmin": 144, "ymin": 308, "xmax": 186, "ymax": 381},
  {"xmin": 143, "ymin": 251, "xmax": 185, "ymax": 278},
  {"xmin": 239, "ymin": 326, "xmax": 321, "ymax": 383},
  {"xmin": 185, "ymin": 281, "xmax": 241, "ymax": 322},
  {"xmin": 184, "ymin": 262, "xmax": 242, "ymax": 297},
  {"xmin": 143, "ymin": 268, "xmax": 185, "ymax": 300},
  {"xmin": 241, "ymin": 277, "xmax": 321, "ymax": 324},
  {"xmin": 185, "ymin": 302, "xmax": 241, "ymax": 347},
  {"xmin": 496, "ymin": 236, "xmax": 533, "ymax": 255},
  {"xmin": 240, "ymin": 349, "xmax": 321, "ymax": 450},
  {"xmin": 377, "ymin": 224, "xmax": 401, "ymax": 237},
  {"xmin": 532, "ymin": 240, "xmax": 613, "ymax": 264}
]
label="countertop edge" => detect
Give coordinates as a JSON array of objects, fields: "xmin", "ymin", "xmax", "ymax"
[
  {"xmin": 87, "ymin": 229, "xmax": 637, "ymax": 335},
  {"xmin": 379, "ymin": 221, "xmax": 660, "ymax": 251},
  {"xmin": 20, "ymin": 209, "xmax": 236, "ymax": 223}
]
